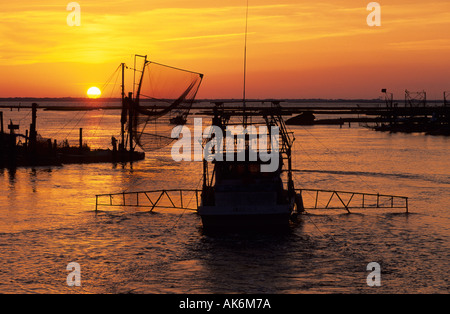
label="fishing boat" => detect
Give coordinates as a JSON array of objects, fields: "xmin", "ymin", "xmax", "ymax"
[{"xmin": 197, "ymin": 102, "xmax": 303, "ymax": 232}]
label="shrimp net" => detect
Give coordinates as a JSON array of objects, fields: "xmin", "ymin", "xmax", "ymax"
[{"xmin": 131, "ymin": 61, "xmax": 203, "ymax": 151}]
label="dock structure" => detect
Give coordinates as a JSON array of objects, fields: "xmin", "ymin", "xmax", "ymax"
[
  {"xmin": 405, "ymin": 90, "xmax": 427, "ymax": 108},
  {"xmin": 0, "ymin": 103, "xmax": 145, "ymax": 169}
]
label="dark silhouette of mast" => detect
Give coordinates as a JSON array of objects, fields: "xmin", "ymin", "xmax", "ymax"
[
  {"xmin": 128, "ymin": 54, "xmax": 147, "ymax": 157},
  {"xmin": 242, "ymin": 0, "xmax": 249, "ymax": 127},
  {"xmin": 120, "ymin": 63, "xmax": 126, "ymax": 151},
  {"xmin": 135, "ymin": 55, "xmax": 148, "ymax": 107}
]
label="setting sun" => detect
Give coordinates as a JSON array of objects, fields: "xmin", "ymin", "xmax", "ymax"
[{"xmin": 87, "ymin": 86, "xmax": 102, "ymax": 99}]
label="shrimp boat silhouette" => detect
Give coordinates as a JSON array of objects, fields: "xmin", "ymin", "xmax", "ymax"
[
  {"xmin": 94, "ymin": 54, "xmax": 410, "ymax": 232},
  {"xmin": 196, "ymin": 100, "xmax": 301, "ymax": 231}
]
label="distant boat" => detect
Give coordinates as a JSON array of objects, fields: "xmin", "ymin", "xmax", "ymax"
[
  {"xmin": 285, "ymin": 112, "xmax": 315, "ymax": 125},
  {"xmin": 169, "ymin": 114, "xmax": 187, "ymax": 125}
]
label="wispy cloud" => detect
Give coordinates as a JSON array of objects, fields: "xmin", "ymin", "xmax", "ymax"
[
  {"xmin": 156, "ymin": 32, "xmax": 252, "ymax": 42},
  {"xmin": 389, "ymin": 39, "xmax": 450, "ymax": 51},
  {"xmin": 1, "ymin": 1, "xmax": 449, "ymax": 66}
]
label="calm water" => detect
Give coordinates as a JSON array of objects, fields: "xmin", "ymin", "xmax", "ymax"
[{"xmin": 0, "ymin": 101, "xmax": 449, "ymax": 294}]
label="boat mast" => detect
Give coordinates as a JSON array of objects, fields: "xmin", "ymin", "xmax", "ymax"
[
  {"xmin": 120, "ymin": 63, "xmax": 126, "ymax": 151},
  {"xmin": 129, "ymin": 54, "xmax": 148, "ymax": 156},
  {"xmin": 128, "ymin": 92, "xmax": 133, "ymax": 155},
  {"xmin": 135, "ymin": 55, "xmax": 148, "ymax": 107},
  {"xmin": 242, "ymin": 0, "xmax": 249, "ymax": 127}
]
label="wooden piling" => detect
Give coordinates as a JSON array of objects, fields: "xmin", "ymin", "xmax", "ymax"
[
  {"xmin": 0, "ymin": 111, "xmax": 3, "ymax": 134},
  {"xmin": 79, "ymin": 128, "xmax": 83, "ymax": 153},
  {"xmin": 128, "ymin": 92, "xmax": 134, "ymax": 158},
  {"xmin": 8, "ymin": 121, "xmax": 19, "ymax": 162},
  {"xmin": 29, "ymin": 103, "xmax": 37, "ymax": 158},
  {"xmin": 25, "ymin": 130, "xmax": 28, "ymax": 149},
  {"xmin": 0, "ymin": 112, "xmax": 3, "ymax": 163}
]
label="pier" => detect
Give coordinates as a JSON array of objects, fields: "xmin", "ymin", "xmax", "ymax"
[{"xmin": 0, "ymin": 103, "xmax": 144, "ymax": 169}]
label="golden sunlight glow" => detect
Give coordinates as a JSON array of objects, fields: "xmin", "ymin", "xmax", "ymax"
[
  {"xmin": 0, "ymin": 1, "xmax": 449, "ymax": 99},
  {"xmin": 87, "ymin": 86, "xmax": 102, "ymax": 99}
]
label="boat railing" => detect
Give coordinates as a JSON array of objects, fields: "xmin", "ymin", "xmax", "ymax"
[
  {"xmin": 295, "ymin": 188, "xmax": 409, "ymax": 213},
  {"xmin": 95, "ymin": 189, "xmax": 202, "ymax": 212}
]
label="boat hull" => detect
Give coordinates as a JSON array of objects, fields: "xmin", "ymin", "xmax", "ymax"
[{"xmin": 199, "ymin": 211, "xmax": 292, "ymax": 233}]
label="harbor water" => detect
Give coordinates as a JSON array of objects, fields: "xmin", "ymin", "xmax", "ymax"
[{"xmin": 0, "ymin": 100, "xmax": 449, "ymax": 293}]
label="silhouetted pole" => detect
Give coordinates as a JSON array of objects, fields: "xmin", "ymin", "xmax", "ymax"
[
  {"xmin": 120, "ymin": 63, "xmax": 126, "ymax": 151},
  {"xmin": 0, "ymin": 111, "xmax": 3, "ymax": 160},
  {"xmin": 128, "ymin": 92, "xmax": 134, "ymax": 159},
  {"xmin": 405, "ymin": 90, "xmax": 408, "ymax": 108},
  {"xmin": 0, "ymin": 111, "xmax": 3, "ymax": 134},
  {"xmin": 29, "ymin": 103, "xmax": 38, "ymax": 158},
  {"xmin": 242, "ymin": 0, "xmax": 249, "ymax": 127},
  {"xmin": 287, "ymin": 147, "xmax": 294, "ymax": 198},
  {"xmin": 8, "ymin": 121, "xmax": 19, "ymax": 164},
  {"xmin": 79, "ymin": 128, "xmax": 83, "ymax": 154},
  {"xmin": 0, "ymin": 112, "xmax": 4, "ymax": 163},
  {"xmin": 202, "ymin": 159, "xmax": 208, "ymax": 192},
  {"xmin": 25, "ymin": 130, "xmax": 28, "ymax": 150},
  {"xmin": 31, "ymin": 103, "xmax": 37, "ymax": 134}
]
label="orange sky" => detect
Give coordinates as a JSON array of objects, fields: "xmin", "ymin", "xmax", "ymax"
[{"xmin": 0, "ymin": 0, "xmax": 449, "ymax": 99}]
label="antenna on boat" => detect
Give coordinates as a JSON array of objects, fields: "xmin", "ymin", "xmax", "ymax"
[
  {"xmin": 120, "ymin": 62, "xmax": 126, "ymax": 151},
  {"xmin": 242, "ymin": 0, "xmax": 249, "ymax": 126}
]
